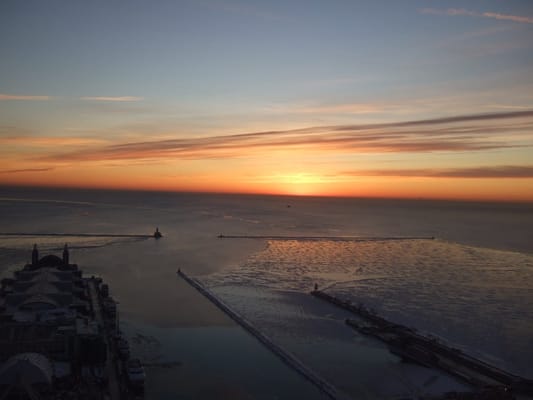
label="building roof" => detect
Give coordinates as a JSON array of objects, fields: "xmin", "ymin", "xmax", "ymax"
[
  {"xmin": 14, "ymin": 270, "xmax": 74, "ymax": 295},
  {"xmin": 0, "ymin": 352, "xmax": 53, "ymax": 385},
  {"xmin": 38, "ymin": 255, "xmax": 63, "ymax": 268},
  {"xmin": 20, "ymin": 294, "xmax": 59, "ymax": 310}
]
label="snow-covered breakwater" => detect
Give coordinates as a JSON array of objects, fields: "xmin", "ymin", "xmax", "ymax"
[{"xmin": 177, "ymin": 269, "xmax": 347, "ymax": 400}]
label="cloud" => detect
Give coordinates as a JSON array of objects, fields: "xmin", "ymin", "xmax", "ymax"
[
  {"xmin": 0, "ymin": 94, "xmax": 50, "ymax": 101},
  {"xmin": 419, "ymin": 8, "xmax": 533, "ymax": 24},
  {"xmin": 80, "ymin": 96, "xmax": 143, "ymax": 102},
  {"xmin": 332, "ymin": 110, "xmax": 533, "ymax": 130},
  {"xmin": 0, "ymin": 136, "xmax": 107, "ymax": 147},
  {"xmin": 0, "ymin": 94, "xmax": 144, "ymax": 102},
  {"xmin": 485, "ymin": 105, "xmax": 533, "ymax": 110},
  {"xmin": 36, "ymin": 109, "xmax": 533, "ymax": 162},
  {"xmin": 340, "ymin": 166, "xmax": 533, "ymax": 179},
  {"xmin": 482, "ymin": 12, "xmax": 533, "ymax": 24},
  {"xmin": 0, "ymin": 167, "xmax": 54, "ymax": 174},
  {"xmin": 420, "ymin": 8, "xmax": 477, "ymax": 18}
]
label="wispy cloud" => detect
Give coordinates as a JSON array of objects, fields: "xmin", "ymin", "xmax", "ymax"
[
  {"xmin": 419, "ymin": 8, "xmax": 533, "ymax": 24},
  {"xmin": 0, "ymin": 93, "xmax": 50, "ymax": 101},
  {"xmin": 485, "ymin": 104, "xmax": 533, "ymax": 110},
  {"xmin": 340, "ymin": 166, "xmax": 533, "ymax": 179},
  {"xmin": 80, "ymin": 96, "xmax": 143, "ymax": 102},
  {"xmin": 36, "ymin": 110, "xmax": 533, "ymax": 162},
  {"xmin": 0, "ymin": 94, "xmax": 144, "ymax": 102},
  {"xmin": 420, "ymin": 8, "xmax": 477, "ymax": 18},
  {"xmin": 333, "ymin": 110, "xmax": 533, "ymax": 130},
  {"xmin": 0, "ymin": 167, "xmax": 54, "ymax": 174},
  {"xmin": 0, "ymin": 136, "xmax": 107, "ymax": 147},
  {"xmin": 482, "ymin": 12, "xmax": 533, "ymax": 24}
]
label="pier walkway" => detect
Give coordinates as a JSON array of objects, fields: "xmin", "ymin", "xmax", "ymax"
[
  {"xmin": 218, "ymin": 234, "xmax": 435, "ymax": 241},
  {"xmin": 0, "ymin": 232, "xmax": 153, "ymax": 238},
  {"xmin": 177, "ymin": 270, "xmax": 348, "ymax": 400},
  {"xmin": 88, "ymin": 279, "xmax": 121, "ymax": 400},
  {"xmin": 312, "ymin": 290, "xmax": 533, "ymax": 397}
]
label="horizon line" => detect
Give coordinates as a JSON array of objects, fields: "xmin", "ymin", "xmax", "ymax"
[{"xmin": 1, "ymin": 183, "xmax": 532, "ymax": 205}]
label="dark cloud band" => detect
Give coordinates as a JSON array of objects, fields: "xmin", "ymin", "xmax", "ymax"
[
  {"xmin": 340, "ymin": 166, "xmax": 533, "ymax": 179},
  {"xmin": 36, "ymin": 109, "xmax": 533, "ymax": 162}
]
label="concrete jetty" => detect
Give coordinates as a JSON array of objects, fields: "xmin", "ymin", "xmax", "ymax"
[
  {"xmin": 88, "ymin": 279, "xmax": 121, "ymax": 400},
  {"xmin": 0, "ymin": 229, "xmax": 162, "ymax": 239},
  {"xmin": 0, "ymin": 232, "xmax": 150, "ymax": 238},
  {"xmin": 311, "ymin": 290, "xmax": 533, "ymax": 397},
  {"xmin": 217, "ymin": 234, "xmax": 435, "ymax": 241},
  {"xmin": 177, "ymin": 270, "xmax": 348, "ymax": 400}
]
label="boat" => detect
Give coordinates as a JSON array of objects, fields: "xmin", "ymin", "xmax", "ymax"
[
  {"xmin": 127, "ymin": 358, "xmax": 146, "ymax": 388},
  {"xmin": 153, "ymin": 227, "xmax": 162, "ymax": 238}
]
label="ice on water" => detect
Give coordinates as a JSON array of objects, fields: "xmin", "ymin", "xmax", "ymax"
[
  {"xmin": 2, "ymin": 188, "xmax": 533, "ymax": 398},
  {"xmin": 203, "ymin": 239, "xmax": 533, "ymax": 380}
]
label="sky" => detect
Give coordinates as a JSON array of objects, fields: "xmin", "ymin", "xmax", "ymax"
[{"xmin": 1, "ymin": 0, "xmax": 533, "ymax": 201}]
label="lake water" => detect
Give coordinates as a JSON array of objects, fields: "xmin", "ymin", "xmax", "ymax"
[{"xmin": 1, "ymin": 186, "xmax": 532, "ymax": 399}]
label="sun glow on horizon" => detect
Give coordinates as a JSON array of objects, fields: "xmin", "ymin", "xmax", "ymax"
[
  {"xmin": 256, "ymin": 173, "xmax": 330, "ymax": 196},
  {"xmin": 2, "ymin": 1, "xmax": 533, "ymax": 203}
]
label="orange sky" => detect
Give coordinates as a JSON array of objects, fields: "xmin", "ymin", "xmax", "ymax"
[
  {"xmin": 2, "ymin": 2, "xmax": 533, "ymax": 202},
  {"xmin": 3, "ymin": 173, "xmax": 532, "ymax": 202},
  {"xmin": 2, "ymin": 109, "xmax": 533, "ymax": 203}
]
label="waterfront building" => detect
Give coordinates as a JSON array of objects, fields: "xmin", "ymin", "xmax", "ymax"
[{"xmin": 0, "ymin": 245, "xmax": 118, "ymax": 399}]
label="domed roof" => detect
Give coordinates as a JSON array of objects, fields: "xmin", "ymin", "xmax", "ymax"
[
  {"xmin": 0, "ymin": 353, "xmax": 53, "ymax": 385},
  {"xmin": 38, "ymin": 255, "xmax": 63, "ymax": 267},
  {"xmin": 20, "ymin": 294, "xmax": 59, "ymax": 310}
]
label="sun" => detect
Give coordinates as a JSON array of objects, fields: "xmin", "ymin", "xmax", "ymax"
[{"xmin": 277, "ymin": 173, "xmax": 326, "ymax": 196}]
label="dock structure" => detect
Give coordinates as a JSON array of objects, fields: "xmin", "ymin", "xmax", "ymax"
[
  {"xmin": 177, "ymin": 270, "xmax": 348, "ymax": 400},
  {"xmin": 311, "ymin": 290, "xmax": 533, "ymax": 397},
  {"xmin": 0, "ymin": 232, "xmax": 151, "ymax": 238},
  {"xmin": 218, "ymin": 234, "xmax": 435, "ymax": 241},
  {"xmin": 0, "ymin": 228, "xmax": 163, "ymax": 239},
  {"xmin": 88, "ymin": 279, "xmax": 121, "ymax": 400}
]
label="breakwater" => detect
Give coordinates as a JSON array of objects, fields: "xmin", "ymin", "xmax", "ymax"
[
  {"xmin": 177, "ymin": 270, "xmax": 347, "ymax": 400},
  {"xmin": 0, "ymin": 232, "xmax": 153, "ymax": 238},
  {"xmin": 311, "ymin": 290, "xmax": 533, "ymax": 396},
  {"xmin": 218, "ymin": 234, "xmax": 435, "ymax": 241}
]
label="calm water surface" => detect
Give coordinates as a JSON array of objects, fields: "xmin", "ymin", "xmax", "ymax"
[{"xmin": 1, "ymin": 186, "xmax": 532, "ymax": 399}]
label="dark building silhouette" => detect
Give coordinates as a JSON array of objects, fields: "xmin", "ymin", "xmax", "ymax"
[
  {"xmin": 0, "ymin": 246, "xmax": 122, "ymax": 399},
  {"xmin": 31, "ymin": 244, "xmax": 38, "ymax": 266},
  {"xmin": 62, "ymin": 243, "xmax": 69, "ymax": 266}
]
